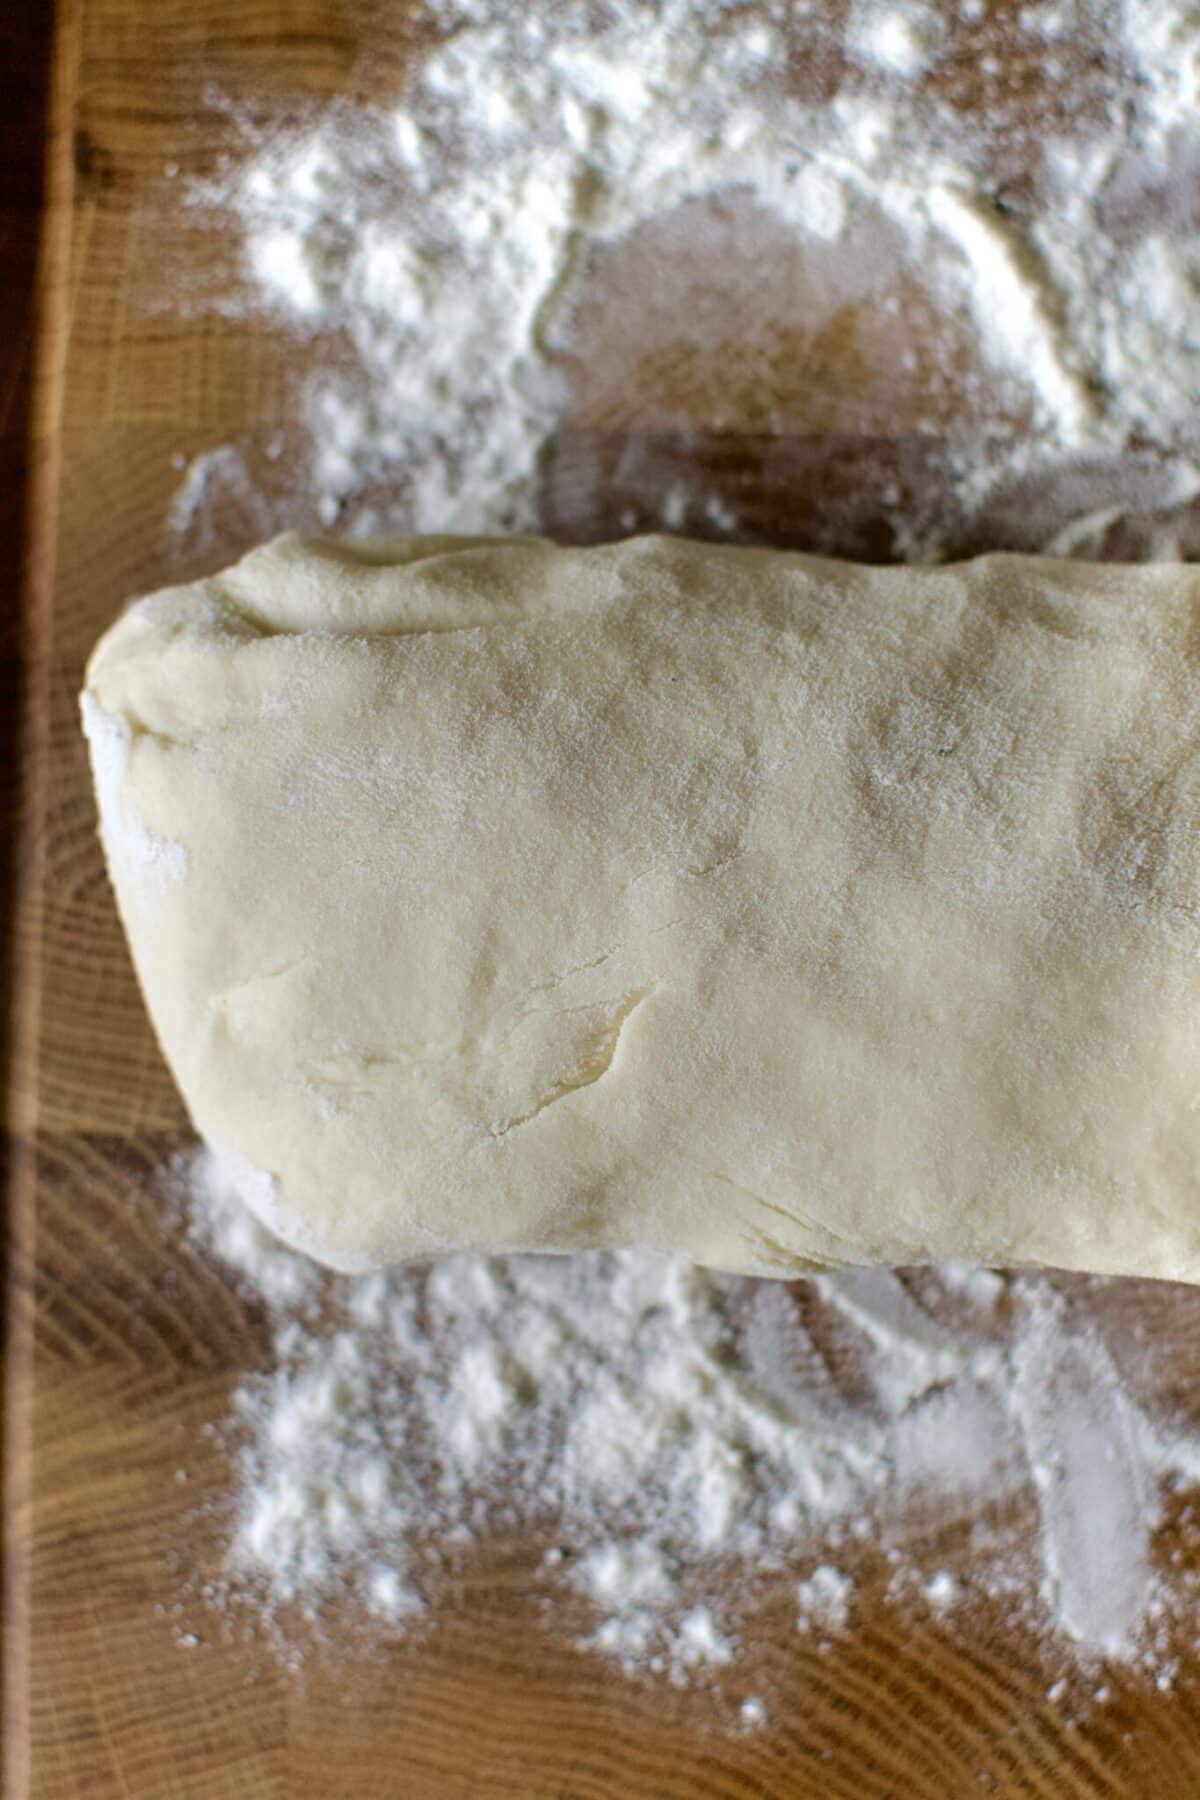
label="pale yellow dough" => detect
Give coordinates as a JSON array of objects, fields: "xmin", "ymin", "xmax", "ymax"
[{"xmin": 82, "ymin": 533, "xmax": 1200, "ymax": 1278}]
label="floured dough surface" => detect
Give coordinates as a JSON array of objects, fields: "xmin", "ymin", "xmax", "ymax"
[{"xmin": 83, "ymin": 533, "xmax": 1200, "ymax": 1278}]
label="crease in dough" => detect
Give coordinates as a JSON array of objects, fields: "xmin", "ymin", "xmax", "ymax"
[{"xmin": 490, "ymin": 984, "xmax": 658, "ymax": 1138}]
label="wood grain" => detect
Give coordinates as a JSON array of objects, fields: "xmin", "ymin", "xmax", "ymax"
[{"xmin": 9, "ymin": 2, "xmax": 1200, "ymax": 1794}]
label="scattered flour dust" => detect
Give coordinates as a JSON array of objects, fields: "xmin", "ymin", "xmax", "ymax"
[
  {"xmin": 146, "ymin": 0, "xmax": 1200, "ymax": 1720},
  {"xmin": 173, "ymin": 0, "xmax": 1200, "ymax": 555},
  {"xmin": 80, "ymin": 694, "xmax": 189, "ymax": 888},
  {"xmin": 168, "ymin": 1145, "xmax": 1200, "ymax": 1703}
]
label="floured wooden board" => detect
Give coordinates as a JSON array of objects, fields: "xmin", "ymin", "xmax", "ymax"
[{"xmin": 10, "ymin": 2, "xmax": 1200, "ymax": 1795}]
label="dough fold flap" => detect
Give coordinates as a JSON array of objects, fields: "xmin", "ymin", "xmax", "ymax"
[{"xmin": 82, "ymin": 531, "xmax": 1200, "ymax": 1280}]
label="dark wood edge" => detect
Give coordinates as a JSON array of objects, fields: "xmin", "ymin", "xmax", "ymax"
[{"xmin": 3, "ymin": 3, "xmax": 79, "ymax": 1794}]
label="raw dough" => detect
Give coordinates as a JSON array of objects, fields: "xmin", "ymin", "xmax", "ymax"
[{"xmin": 82, "ymin": 533, "xmax": 1200, "ymax": 1278}]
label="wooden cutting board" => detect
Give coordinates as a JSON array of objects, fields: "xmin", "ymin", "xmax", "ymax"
[{"xmin": 9, "ymin": 2, "xmax": 1200, "ymax": 1794}]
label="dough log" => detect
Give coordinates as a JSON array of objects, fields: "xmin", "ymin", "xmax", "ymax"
[{"xmin": 83, "ymin": 533, "xmax": 1200, "ymax": 1278}]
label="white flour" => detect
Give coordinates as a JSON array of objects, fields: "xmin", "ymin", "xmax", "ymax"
[
  {"xmin": 796, "ymin": 1563, "xmax": 854, "ymax": 1635},
  {"xmin": 173, "ymin": 1146, "xmax": 1200, "ymax": 1697},
  {"xmin": 152, "ymin": 0, "xmax": 1200, "ymax": 1713},
  {"xmin": 845, "ymin": 5, "xmax": 948, "ymax": 80},
  {"xmin": 80, "ymin": 695, "xmax": 189, "ymax": 888},
  {"xmin": 176, "ymin": 0, "xmax": 1200, "ymax": 555}
]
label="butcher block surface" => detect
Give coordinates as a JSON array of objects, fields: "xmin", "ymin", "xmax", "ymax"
[{"xmin": 8, "ymin": 3, "xmax": 1200, "ymax": 1795}]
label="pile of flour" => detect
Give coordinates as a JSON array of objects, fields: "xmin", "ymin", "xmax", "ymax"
[
  {"xmin": 177, "ymin": 0, "xmax": 1200, "ymax": 556},
  {"xmin": 158, "ymin": 0, "xmax": 1200, "ymax": 1711},
  {"xmin": 172, "ymin": 1148, "xmax": 1200, "ymax": 1701}
]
